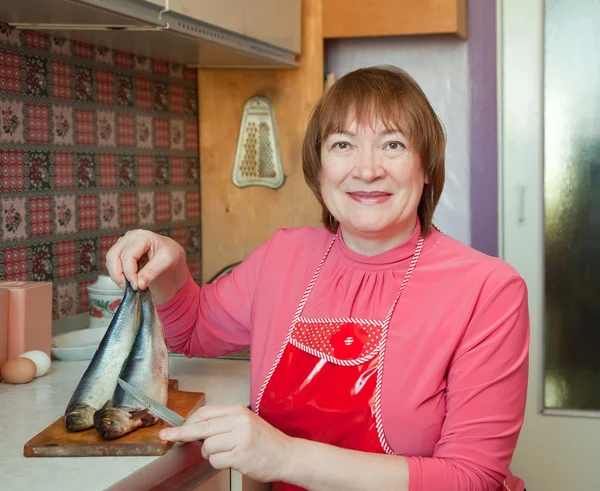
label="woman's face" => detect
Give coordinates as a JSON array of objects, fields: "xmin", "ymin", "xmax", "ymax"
[{"xmin": 320, "ymin": 119, "xmax": 425, "ymax": 248}]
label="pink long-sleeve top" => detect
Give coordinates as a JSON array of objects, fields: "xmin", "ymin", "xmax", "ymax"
[{"xmin": 156, "ymin": 222, "xmax": 530, "ymax": 491}]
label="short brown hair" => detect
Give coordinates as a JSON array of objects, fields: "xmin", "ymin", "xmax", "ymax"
[{"xmin": 302, "ymin": 65, "xmax": 446, "ymax": 235}]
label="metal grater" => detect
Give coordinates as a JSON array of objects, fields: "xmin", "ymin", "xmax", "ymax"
[{"xmin": 232, "ymin": 96, "xmax": 284, "ymax": 189}]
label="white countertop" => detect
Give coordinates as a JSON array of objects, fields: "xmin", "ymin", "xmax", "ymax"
[{"xmin": 0, "ymin": 356, "xmax": 251, "ymax": 491}]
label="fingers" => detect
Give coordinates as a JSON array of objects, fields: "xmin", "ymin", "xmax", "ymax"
[
  {"xmin": 185, "ymin": 404, "xmax": 249, "ymax": 424},
  {"xmin": 105, "ymin": 237, "xmax": 128, "ymax": 289},
  {"xmin": 159, "ymin": 415, "xmax": 238, "ymax": 443}
]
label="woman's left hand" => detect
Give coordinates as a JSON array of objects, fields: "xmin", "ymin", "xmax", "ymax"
[{"xmin": 158, "ymin": 404, "xmax": 294, "ymax": 483}]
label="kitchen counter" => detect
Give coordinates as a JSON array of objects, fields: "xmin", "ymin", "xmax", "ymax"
[{"xmin": 0, "ymin": 356, "xmax": 251, "ymax": 491}]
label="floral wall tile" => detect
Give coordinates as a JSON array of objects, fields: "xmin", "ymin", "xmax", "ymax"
[
  {"xmin": 29, "ymin": 196, "xmax": 52, "ymax": 237},
  {"xmin": 117, "ymin": 114, "xmax": 135, "ymax": 147},
  {"xmin": 116, "ymin": 73, "xmax": 133, "ymax": 107},
  {"xmin": 0, "ymin": 24, "xmax": 21, "ymax": 45},
  {"xmin": 136, "ymin": 115, "xmax": 153, "ymax": 148},
  {"xmin": 170, "ymin": 119, "xmax": 185, "ymax": 150},
  {"xmin": 54, "ymin": 194, "xmax": 76, "ymax": 234},
  {"xmin": 0, "ymin": 51, "xmax": 21, "ymax": 94},
  {"xmin": 119, "ymin": 193, "xmax": 137, "ymax": 227},
  {"xmin": 77, "ymin": 237, "xmax": 98, "ymax": 275},
  {"xmin": 26, "ymin": 103, "xmax": 51, "ymax": 143},
  {"xmin": 117, "ymin": 154, "xmax": 135, "ymax": 186},
  {"xmin": 53, "ymin": 152, "xmax": 75, "ymax": 189},
  {"xmin": 76, "ymin": 152, "xmax": 97, "ymax": 188},
  {"xmin": 51, "ymin": 36, "xmax": 71, "ymax": 56},
  {"xmin": 97, "ymin": 110, "xmax": 115, "ymax": 147},
  {"xmin": 137, "ymin": 155, "xmax": 153, "ymax": 186},
  {"xmin": 1, "ymin": 247, "xmax": 28, "ymax": 281},
  {"xmin": 135, "ymin": 55, "xmax": 151, "ymax": 73},
  {"xmin": 138, "ymin": 191, "xmax": 155, "ymax": 225},
  {"xmin": 95, "ymin": 46, "xmax": 113, "ymax": 65},
  {"xmin": 156, "ymin": 192, "xmax": 171, "ymax": 223},
  {"xmin": 1, "ymin": 197, "xmax": 27, "ymax": 240},
  {"xmin": 153, "ymin": 81, "xmax": 168, "ymax": 111},
  {"xmin": 26, "ymin": 150, "xmax": 53, "ymax": 190},
  {"xmin": 51, "ymin": 60, "xmax": 72, "ymax": 99},
  {"xmin": 96, "ymin": 70, "xmax": 114, "ymax": 105},
  {"xmin": 74, "ymin": 65, "xmax": 93, "ymax": 102},
  {"xmin": 31, "ymin": 242, "xmax": 54, "ymax": 281},
  {"xmin": 23, "ymin": 55, "xmax": 48, "ymax": 97},
  {"xmin": 55, "ymin": 240, "xmax": 77, "ymax": 279},
  {"xmin": 100, "ymin": 193, "xmax": 119, "ymax": 229},
  {"xmin": 56, "ymin": 281, "xmax": 77, "ymax": 318},
  {"xmin": 154, "ymin": 117, "xmax": 170, "ymax": 148},
  {"xmin": 74, "ymin": 109, "xmax": 95, "ymax": 145},
  {"xmin": 77, "ymin": 194, "xmax": 98, "ymax": 232},
  {"xmin": 0, "ymin": 150, "xmax": 25, "ymax": 191},
  {"xmin": 52, "ymin": 105, "xmax": 74, "ymax": 145},
  {"xmin": 0, "ymin": 101, "xmax": 24, "ymax": 142},
  {"xmin": 171, "ymin": 191, "xmax": 185, "ymax": 222},
  {"xmin": 155, "ymin": 156, "xmax": 169, "ymax": 185},
  {"xmin": 187, "ymin": 191, "xmax": 200, "ymax": 220},
  {"xmin": 0, "ymin": 23, "xmax": 201, "ymax": 319}
]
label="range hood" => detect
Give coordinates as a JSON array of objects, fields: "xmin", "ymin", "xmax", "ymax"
[{"xmin": 1, "ymin": 0, "xmax": 299, "ymax": 68}]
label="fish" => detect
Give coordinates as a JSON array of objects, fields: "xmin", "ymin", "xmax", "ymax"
[
  {"xmin": 64, "ymin": 280, "xmax": 141, "ymax": 432},
  {"xmin": 93, "ymin": 286, "xmax": 169, "ymax": 440}
]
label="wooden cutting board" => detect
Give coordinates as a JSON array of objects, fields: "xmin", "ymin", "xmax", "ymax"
[{"xmin": 23, "ymin": 380, "xmax": 205, "ymax": 457}]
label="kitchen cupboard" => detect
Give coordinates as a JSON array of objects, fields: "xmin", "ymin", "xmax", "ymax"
[
  {"xmin": 147, "ymin": 0, "xmax": 301, "ymax": 53},
  {"xmin": 189, "ymin": 469, "xmax": 230, "ymax": 491},
  {"xmin": 322, "ymin": 0, "xmax": 467, "ymax": 39}
]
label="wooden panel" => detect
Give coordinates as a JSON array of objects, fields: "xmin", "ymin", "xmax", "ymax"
[
  {"xmin": 323, "ymin": 0, "xmax": 468, "ymax": 39},
  {"xmin": 190, "ymin": 469, "xmax": 231, "ymax": 491},
  {"xmin": 23, "ymin": 380, "xmax": 205, "ymax": 457},
  {"xmin": 231, "ymin": 470, "xmax": 272, "ymax": 491},
  {"xmin": 198, "ymin": 0, "xmax": 323, "ymax": 282}
]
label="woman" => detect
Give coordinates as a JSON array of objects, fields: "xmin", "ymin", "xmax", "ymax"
[{"xmin": 106, "ymin": 66, "xmax": 529, "ymax": 491}]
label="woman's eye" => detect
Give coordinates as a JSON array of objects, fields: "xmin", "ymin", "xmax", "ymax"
[
  {"xmin": 332, "ymin": 142, "xmax": 350, "ymax": 150},
  {"xmin": 386, "ymin": 141, "xmax": 405, "ymax": 150}
]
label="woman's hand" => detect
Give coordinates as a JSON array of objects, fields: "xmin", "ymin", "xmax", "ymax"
[
  {"xmin": 158, "ymin": 404, "xmax": 293, "ymax": 483},
  {"xmin": 105, "ymin": 229, "xmax": 188, "ymax": 304}
]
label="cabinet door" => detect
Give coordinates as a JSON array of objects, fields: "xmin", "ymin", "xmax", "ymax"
[
  {"xmin": 190, "ymin": 469, "xmax": 231, "ymax": 491},
  {"xmin": 243, "ymin": 0, "xmax": 301, "ymax": 53},
  {"xmin": 168, "ymin": 0, "xmax": 300, "ymax": 53},
  {"xmin": 168, "ymin": 0, "xmax": 245, "ymax": 37},
  {"xmin": 231, "ymin": 470, "xmax": 272, "ymax": 491}
]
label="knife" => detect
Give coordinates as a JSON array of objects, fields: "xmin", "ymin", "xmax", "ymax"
[{"xmin": 117, "ymin": 378, "xmax": 186, "ymax": 427}]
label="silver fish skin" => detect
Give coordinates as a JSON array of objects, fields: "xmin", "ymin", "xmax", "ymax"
[
  {"xmin": 94, "ymin": 287, "xmax": 169, "ymax": 440},
  {"xmin": 64, "ymin": 280, "xmax": 141, "ymax": 432}
]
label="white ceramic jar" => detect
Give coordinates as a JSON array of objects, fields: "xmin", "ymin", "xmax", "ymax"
[{"xmin": 86, "ymin": 275, "xmax": 124, "ymax": 329}]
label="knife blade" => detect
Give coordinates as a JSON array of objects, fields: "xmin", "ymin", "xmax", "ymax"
[{"xmin": 117, "ymin": 378, "xmax": 186, "ymax": 427}]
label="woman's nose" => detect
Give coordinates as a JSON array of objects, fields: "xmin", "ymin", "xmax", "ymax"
[{"xmin": 354, "ymin": 150, "xmax": 385, "ymax": 181}]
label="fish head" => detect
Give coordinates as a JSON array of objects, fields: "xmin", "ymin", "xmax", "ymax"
[
  {"xmin": 93, "ymin": 405, "xmax": 133, "ymax": 440},
  {"xmin": 65, "ymin": 403, "xmax": 96, "ymax": 432}
]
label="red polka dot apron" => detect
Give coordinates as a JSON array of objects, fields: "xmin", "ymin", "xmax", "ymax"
[{"xmin": 256, "ymin": 233, "xmax": 424, "ymax": 490}]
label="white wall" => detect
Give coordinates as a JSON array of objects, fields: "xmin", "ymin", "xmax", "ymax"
[{"xmin": 325, "ymin": 36, "xmax": 471, "ymax": 245}]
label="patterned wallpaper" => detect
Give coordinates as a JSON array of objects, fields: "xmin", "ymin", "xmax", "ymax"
[{"xmin": 0, "ymin": 24, "xmax": 201, "ymax": 319}]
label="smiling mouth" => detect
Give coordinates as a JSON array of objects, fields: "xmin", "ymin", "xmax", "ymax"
[{"xmin": 347, "ymin": 191, "xmax": 392, "ymax": 204}]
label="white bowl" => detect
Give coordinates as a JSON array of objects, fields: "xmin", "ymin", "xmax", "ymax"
[{"xmin": 51, "ymin": 326, "xmax": 108, "ymax": 361}]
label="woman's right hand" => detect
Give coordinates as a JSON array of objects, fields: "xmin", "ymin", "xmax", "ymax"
[{"xmin": 105, "ymin": 229, "xmax": 189, "ymax": 305}]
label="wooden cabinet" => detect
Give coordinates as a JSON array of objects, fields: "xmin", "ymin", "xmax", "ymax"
[
  {"xmin": 322, "ymin": 0, "xmax": 467, "ymax": 39},
  {"xmin": 165, "ymin": 0, "xmax": 301, "ymax": 53},
  {"xmin": 189, "ymin": 469, "xmax": 231, "ymax": 491}
]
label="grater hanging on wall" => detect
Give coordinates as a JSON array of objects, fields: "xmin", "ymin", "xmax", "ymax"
[{"xmin": 232, "ymin": 95, "xmax": 284, "ymax": 189}]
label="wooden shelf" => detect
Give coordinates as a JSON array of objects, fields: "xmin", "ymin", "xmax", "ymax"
[{"xmin": 323, "ymin": 0, "xmax": 467, "ymax": 39}]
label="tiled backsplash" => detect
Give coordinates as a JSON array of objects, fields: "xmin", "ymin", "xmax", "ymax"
[{"xmin": 0, "ymin": 24, "xmax": 201, "ymax": 319}]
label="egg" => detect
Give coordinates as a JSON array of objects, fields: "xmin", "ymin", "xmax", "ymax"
[
  {"xmin": 18, "ymin": 350, "xmax": 51, "ymax": 377},
  {"xmin": 1, "ymin": 357, "xmax": 37, "ymax": 384}
]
